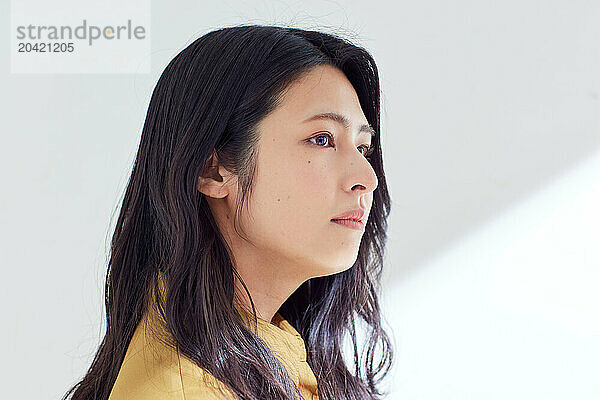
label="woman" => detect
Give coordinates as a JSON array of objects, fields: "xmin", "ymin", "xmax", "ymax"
[{"xmin": 63, "ymin": 24, "xmax": 394, "ymax": 400}]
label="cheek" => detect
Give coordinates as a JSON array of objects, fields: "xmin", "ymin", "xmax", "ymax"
[
  {"xmin": 295, "ymin": 157, "xmax": 332, "ymax": 198},
  {"xmin": 250, "ymin": 136, "xmax": 336, "ymax": 218},
  {"xmin": 253, "ymin": 154, "xmax": 333, "ymax": 232},
  {"xmin": 271, "ymin": 159, "xmax": 337, "ymax": 256},
  {"xmin": 261, "ymin": 146, "xmax": 332, "ymax": 200}
]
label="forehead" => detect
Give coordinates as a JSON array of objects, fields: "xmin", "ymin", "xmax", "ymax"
[{"xmin": 271, "ymin": 64, "xmax": 370, "ymax": 127}]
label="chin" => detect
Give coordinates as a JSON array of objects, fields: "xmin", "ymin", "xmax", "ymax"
[{"xmin": 314, "ymin": 261, "xmax": 355, "ymax": 278}]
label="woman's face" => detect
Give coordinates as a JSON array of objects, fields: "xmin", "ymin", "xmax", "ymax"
[{"xmin": 205, "ymin": 64, "xmax": 378, "ymax": 281}]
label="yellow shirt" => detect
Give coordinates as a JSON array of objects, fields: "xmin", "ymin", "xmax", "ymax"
[{"xmin": 107, "ymin": 304, "xmax": 319, "ymax": 399}]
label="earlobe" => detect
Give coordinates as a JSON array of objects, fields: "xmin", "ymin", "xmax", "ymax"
[
  {"xmin": 204, "ymin": 165, "xmax": 224, "ymax": 183},
  {"xmin": 198, "ymin": 151, "xmax": 235, "ymax": 199},
  {"xmin": 198, "ymin": 154, "xmax": 233, "ymax": 199},
  {"xmin": 197, "ymin": 171, "xmax": 228, "ymax": 199}
]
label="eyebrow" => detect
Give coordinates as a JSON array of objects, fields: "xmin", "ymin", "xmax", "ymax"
[{"xmin": 302, "ymin": 112, "xmax": 376, "ymax": 138}]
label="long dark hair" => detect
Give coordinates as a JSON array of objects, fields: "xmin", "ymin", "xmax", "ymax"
[{"xmin": 63, "ymin": 24, "xmax": 393, "ymax": 400}]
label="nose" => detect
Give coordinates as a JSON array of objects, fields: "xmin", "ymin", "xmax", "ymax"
[{"xmin": 343, "ymin": 152, "xmax": 378, "ymax": 194}]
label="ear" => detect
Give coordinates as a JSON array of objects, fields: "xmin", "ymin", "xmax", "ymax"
[{"xmin": 197, "ymin": 152, "xmax": 231, "ymax": 199}]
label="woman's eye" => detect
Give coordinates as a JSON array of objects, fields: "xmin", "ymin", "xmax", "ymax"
[
  {"xmin": 359, "ymin": 144, "xmax": 374, "ymax": 157},
  {"xmin": 308, "ymin": 132, "xmax": 333, "ymax": 147},
  {"xmin": 308, "ymin": 132, "xmax": 374, "ymax": 158}
]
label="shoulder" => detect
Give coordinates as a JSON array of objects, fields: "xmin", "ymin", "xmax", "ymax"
[{"xmin": 108, "ymin": 317, "xmax": 236, "ymax": 400}]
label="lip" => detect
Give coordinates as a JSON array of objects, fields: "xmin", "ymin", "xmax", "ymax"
[
  {"xmin": 330, "ymin": 208, "xmax": 366, "ymax": 231},
  {"xmin": 331, "ymin": 208, "xmax": 365, "ymax": 222},
  {"xmin": 331, "ymin": 218, "xmax": 365, "ymax": 230}
]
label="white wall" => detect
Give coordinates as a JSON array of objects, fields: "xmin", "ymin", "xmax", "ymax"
[
  {"xmin": 381, "ymin": 150, "xmax": 600, "ymax": 398},
  {"xmin": 0, "ymin": 1, "xmax": 598, "ymax": 399}
]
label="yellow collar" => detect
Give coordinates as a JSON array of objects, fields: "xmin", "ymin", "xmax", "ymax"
[
  {"xmin": 140, "ymin": 273, "xmax": 318, "ymax": 398},
  {"xmin": 234, "ymin": 303, "xmax": 307, "ymax": 362},
  {"xmin": 233, "ymin": 303, "xmax": 319, "ymax": 397}
]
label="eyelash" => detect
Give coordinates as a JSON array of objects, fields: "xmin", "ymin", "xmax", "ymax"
[{"xmin": 308, "ymin": 132, "xmax": 375, "ymax": 158}]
